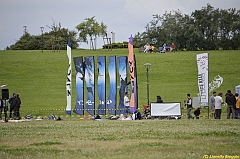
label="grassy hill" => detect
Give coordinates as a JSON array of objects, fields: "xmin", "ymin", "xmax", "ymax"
[
  {"xmin": 0, "ymin": 49, "xmax": 239, "ymax": 118},
  {"xmin": 0, "ymin": 49, "xmax": 240, "ymax": 159}
]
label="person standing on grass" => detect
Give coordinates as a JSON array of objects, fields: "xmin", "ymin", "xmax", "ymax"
[
  {"xmin": 210, "ymin": 91, "xmax": 216, "ymax": 119},
  {"xmin": 235, "ymin": 93, "xmax": 239, "ymax": 119},
  {"xmin": 13, "ymin": 94, "xmax": 21, "ymax": 120},
  {"xmin": 8, "ymin": 92, "xmax": 16, "ymax": 118},
  {"xmin": 225, "ymin": 90, "xmax": 236, "ymax": 119},
  {"xmin": 185, "ymin": 93, "xmax": 194, "ymax": 119},
  {"xmin": 0, "ymin": 97, "xmax": 3, "ymax": 120},
  {"xmin": 215, "ymin": 93, "xmax": 224, "ymax": 119},
  {"xmin": 124, "ymin": 92, "xmax": 130, "ymax": 115}
]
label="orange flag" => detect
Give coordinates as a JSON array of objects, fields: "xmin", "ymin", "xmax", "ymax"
[{"xmin": 128, "ymin": 35, "xmax": 135, "ymax": 112}]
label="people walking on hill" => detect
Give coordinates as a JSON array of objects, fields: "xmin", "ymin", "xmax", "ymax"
[
  {"xmin": 215, "ymin": 93, "xmax": 224, "ymax": 119},
  {"xmin": 225, "ymin": 90, "xmax": 236, "ymax": 119},
  {"xmin": 185, "ymin": 93, "xmax": 194, "ymax": 119}
]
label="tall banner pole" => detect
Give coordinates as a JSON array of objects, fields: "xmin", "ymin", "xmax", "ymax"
[
  {"xmin": 196, "ymin": 53, "xmax": 209, "ymax": 118},
  {"xmin": 107, "ymin": 56, "xmax": 117, "ymax": 115},
  {"xmin": 73, "ymin": 56, "xmax": 85, "ymax": 115},
  {"xmin": 84, "ymin": 56, "xmax": 95, "ymax": 116},
  {"xmin": 117, "ymin": 56, "xmax": 128, "ymax": 115},
  {"xmin": 128, "ymin": 35, "xmax": 136, "ymax": 113},
  {"xmin": 97, "ymin": 56, "xmax": 106, "ymax": 115},
  {"xmin": 66, "ymin": 38, "xmax": 72, "ymax": 120},
  {"xmin": 208, "ymin": 53, "xmax": 209, "ymax": 119}
]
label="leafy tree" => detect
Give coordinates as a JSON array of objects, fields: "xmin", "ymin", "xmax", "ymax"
[
  {"xmin": 135, "ymin": 4, "xmax": 240, "ymax": 51},
  {"xmin": 76, "ymin": 16, "xmax": 107, "ymax": 50},
  {"xmin": 9, "ymin": 27, "xmax": 78, "ymax": 50}
]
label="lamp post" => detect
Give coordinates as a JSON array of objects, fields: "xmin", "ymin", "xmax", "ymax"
[
  {"xmin": 40, "ymin": 27, "xmax": 44, "ymax": 53},
  {"xmin": 144, "ymin": 63, "xmax": 151, "ymax": 106}
]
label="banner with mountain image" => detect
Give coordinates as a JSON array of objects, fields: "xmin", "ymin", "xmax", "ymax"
[
  {"xmin": 196, "ymin": 53, "xmax": 208, "ymax": 106},
  {"xmin": 73, "ymin": 56, "xmax": 84, "ymax": 115},
  {"xmin": 85, "ymin": 56, "xmax": 95, "ymax": 115},
  {"xmin": 97, "ymin": 56, "xmax": 106, "ymax": 115},
  {"xmin": 117, "ymin": 56, "xmax": 128, "ymax": 115},
  {"xmin": 107, "ymin": 56, "xmax": 117, "ymax": 115}
]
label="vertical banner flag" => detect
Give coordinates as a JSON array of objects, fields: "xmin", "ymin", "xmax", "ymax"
[
  {"xmin": 134, "ymin": 55, "xmax": 138, "ymax": 109},
  {"xmin": 196, "ymin": 53, "xmax": 209, "ymax": 106},
  {"xmin": 128, "ymin": 35, "xmax": 136, "ymax": 113},
  {"xmin": 73, "ymin": 56, "xmax": 84, "ymax": 115},
  {"xmin": 97, "ymin": 56, "xmax": 106, "ymax": 115},
  {"xmin": 107, "ymin": 56, "xmax": 117, "ymax": 115},
  {"xmin": 117, "ymin": 56, "xmax": 128, "ymax": 114},
  {"xmin": 66, "ymin": 38, "xmax": 72, "ymax": 115},
  {"xmin": 85, "ymin": 56, "xmax": 95, "ymax": 115}
]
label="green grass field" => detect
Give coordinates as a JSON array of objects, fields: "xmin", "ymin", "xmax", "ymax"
[
  {"xmin": 0, "ymin": 49, "xmax": 239, "ymax": 118},
  {"xmin": 0, "ymin": 49, "xmax": 240, "ymax": 159}
]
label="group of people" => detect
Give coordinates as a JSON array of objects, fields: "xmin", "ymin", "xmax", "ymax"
[
  {"xmin": 0, "ymin": 92, "xmax": 21, "ymax": 120},
  {"xmin": 185, "ymin": 90, "xmax": 240, "ymax": 120},
  {"xmin": 143, "ymin": 43, "xmax": 176, "ymax": 53},
  {"xmin": 100, "ymin": 89, "xmax": 239, "ymax": 120},
  {"xmin": 160, "ymin": 43, "xmax": 176, "ymax": 53},
  {"xmin": 210, "ymin": 90, "xmax": 240, "ymax": 119},
  {"xmin": 143, "ymin": 43, "xmax": 155, "ymax": 53}
]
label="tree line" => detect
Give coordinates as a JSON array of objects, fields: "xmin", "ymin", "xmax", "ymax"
[
  {"xmin": 134, "ymin": 4, "xmax": 240, "ymax": 50},
  {"xmin": 7, "ymin": 4, "xmax": 240, "ymax": 51}
]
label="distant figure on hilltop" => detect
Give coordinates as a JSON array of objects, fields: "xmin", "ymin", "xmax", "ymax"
[
  {"xmin": 144, "ymin": 43, "xmax": 150, "ymax": 53},
  {"xmin": 170, "ymin": 43, "xmax": 176, "ymax": 52}
]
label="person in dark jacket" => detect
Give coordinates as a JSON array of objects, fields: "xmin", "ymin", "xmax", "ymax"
[
  {"xmin": 194, "ymin": 107, "xmax": 201, "ymax": 119},
  {"xmin": 8, "ymin": 93, "xmax": 16, "ymax": 118},
  {"xmin": 225, "ymin": 90, "xmax": 236, "ymax": 119},
  {"xmin": 134, "ymin": 108, "xmax": 142, "ymax": 120},
  {"xmin": 0, "ymin": 97, "xmax": 3, "ymax": 120},
  {"xmin": 156, "ymin": 95, "xmax": 163, "ymax": 103},
  {"xmin": 13, "ymin": 94, "xmax": 21, "ymax": 120}
]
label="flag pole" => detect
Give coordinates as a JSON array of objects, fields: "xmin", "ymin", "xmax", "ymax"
[{"xmin": 208, "ymin": 52, "xmax": 209, "ymax": 119}]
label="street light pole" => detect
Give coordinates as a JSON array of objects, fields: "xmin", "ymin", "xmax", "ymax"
[
  {"xmin": 144, "ymin": 63, "xmax": 151, "ymax": 106},
  {"xmin": 40, "ymin": 27, "xmax": 44, "ymax": 53}
]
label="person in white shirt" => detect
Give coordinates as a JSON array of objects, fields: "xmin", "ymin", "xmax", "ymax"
[
  {"xmin": 124, "ymin": 92, "xmax": 130, "ymax": 114},
  {"xmin": 215, "ymin": 92, "xmax": 224, "ymax": 119},
  {"xmin": 144, "ymin": 43, "xmax": 150, "ymax": 53}
]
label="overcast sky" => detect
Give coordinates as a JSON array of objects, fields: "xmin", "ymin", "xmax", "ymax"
[{"xmin": 0, "ymin": 0, "xmax": 239, "ymax": 50}]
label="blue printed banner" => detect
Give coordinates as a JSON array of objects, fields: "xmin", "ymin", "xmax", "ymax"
[
  {"xmin": 97, "ymin": 56, "xmax": 106, "ymax": 115},
  {"xmin": 117, "ymin": 56, "xmax": 128, "ymax": 115},
  {"xmin": 107, "ymin": 56, "xmax": 117, "ymax": 115},
  {"xmin": 85, "ymin": 56, "xmax": 95, "ymax": 115},
  {"xmin": 73, "ymin": 56, "xmax": 84, "ymax": 115}
]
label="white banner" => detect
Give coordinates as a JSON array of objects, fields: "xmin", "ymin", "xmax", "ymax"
[
  {"xmin": 66, "ymin": 38, "xmax": 72, "ymax": 115},
  {"xmin": 196, "ymin": 53, "xmax": 208, "ymax": 106},
  {"xmin": 150, "ymin": 103, "xmax": 181, "ymax": 116}
]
